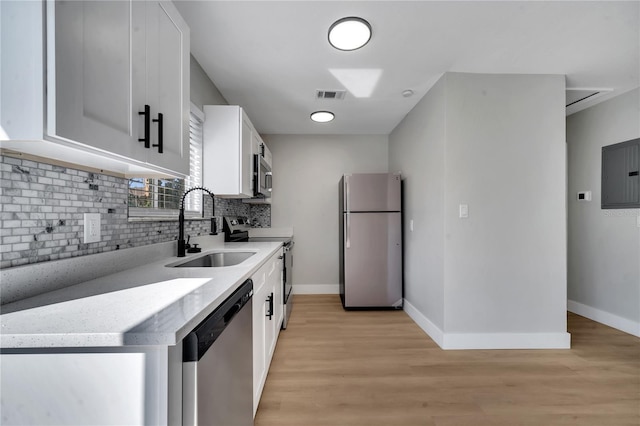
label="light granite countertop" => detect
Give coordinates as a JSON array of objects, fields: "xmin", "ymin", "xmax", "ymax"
[{"xmin": 0, "ymin": 237, "xmax": 284, "ymax": 349}]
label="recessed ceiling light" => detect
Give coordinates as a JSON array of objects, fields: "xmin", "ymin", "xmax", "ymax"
[
  {"xmin": 402, "ymin": 89, "xmax": 414, "ymax": 98},
  {"xmin": 310, "ymin": 111, "xmax": 335, "ymax": 123},
  {"xmin": 328, "ymin": 17, "xmax": 371, "ymax": 51}
]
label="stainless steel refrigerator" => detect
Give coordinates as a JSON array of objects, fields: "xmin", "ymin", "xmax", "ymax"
[{"xmin": 339, "ymin": 173, "xmax": 403, "ymax": 309}]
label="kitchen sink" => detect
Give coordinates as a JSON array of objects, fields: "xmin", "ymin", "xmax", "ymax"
[{"xmin": 169, "ymin": 251, "xmax": 256, "ymax": 268}]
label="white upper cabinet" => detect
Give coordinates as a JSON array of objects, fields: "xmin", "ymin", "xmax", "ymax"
[
  {"xmin": 52, "ymin": 0, "xmax": 145, "ymax": 160},
  {"xmin": 0, "ymin": 0, "xmax": 190, "ymax": 177},
  {"xmin": 144, "ymin": 1, "xmax": 190, "ymax": 173},
  {"xmin": 203, "ymin": 105, "xmax": 260, "ymax": 198}
]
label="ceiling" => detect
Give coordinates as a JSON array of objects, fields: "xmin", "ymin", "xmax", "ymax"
[{"xmin": 174, "ymin": 1, "xmax": 639, "ymax": 135}]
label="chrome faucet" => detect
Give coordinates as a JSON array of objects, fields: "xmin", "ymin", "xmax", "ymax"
[{"xmin": 178, "ymin": 186, "xmax": 216, "ymax": 257}]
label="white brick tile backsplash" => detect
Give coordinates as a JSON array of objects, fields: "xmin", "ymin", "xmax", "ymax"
[
  {"xmin": 12, "ymin": 243, "xmax": 30, "ymax": 251},
  {"xmin": 3, "ymin": 157, "xmax": 20, "ymax": 166},
  {"xmin": 1, "ymin": 155, "xmax": 271, "ymax": 269},
  {"xmin": 12, "ymin": 181, "xmax": 30, "ymax": 190}
]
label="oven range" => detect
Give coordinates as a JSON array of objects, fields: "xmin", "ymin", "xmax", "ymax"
[{"xmin": 223, "ymin": 217, "xmax": 294, "ymax": 329}]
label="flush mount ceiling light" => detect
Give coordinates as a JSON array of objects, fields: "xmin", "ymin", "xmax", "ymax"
[
  {"xmin": 328, "ymin": 17, "xmax": 371, "ymax": 51},
  {"xmin": 310, "ymin": 111, "xmax": 335, "ymax": 123}
]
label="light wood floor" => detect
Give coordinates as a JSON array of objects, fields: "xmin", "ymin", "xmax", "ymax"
[{"xmin": 255, "ymin": 295, "xmax": 640, "ymax": 426}]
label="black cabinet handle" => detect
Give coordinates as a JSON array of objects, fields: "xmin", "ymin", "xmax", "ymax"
[
  {"xmin": 152, "ymin": 112, "xmax": 163, "ymax": 154},
  {"xmin": 629, "ymin": 171, "xmax": 639, "ymax": 177},
  {"xmin": 266, "ymin": 292, "xmax": 273, "ymax": 320},
  {"xmin": 138, "ymin": 105, "xmax": 150, "ymax": 148}
]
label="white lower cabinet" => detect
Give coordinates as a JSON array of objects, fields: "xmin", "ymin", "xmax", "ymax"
[
  {"xmin": 0, "ymin": 345, "xmax": 182, "ymax": 425},
  {"xmin": 0, "ymin": 248, "xmax": 285, "ymax": 423},
  {"xmin": 252, "ymin": 248, "xmax": 284, "ymax": 415}
]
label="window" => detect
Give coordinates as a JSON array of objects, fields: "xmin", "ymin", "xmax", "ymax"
[{"xmin": 128, "ymin": 104, "xmax": 205, "ymax": 218}]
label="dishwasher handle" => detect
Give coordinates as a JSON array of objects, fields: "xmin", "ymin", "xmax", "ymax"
[
  {"xmin": 224, "ymin": 302, "xmax": 241, "ymax": 325},
  {"xmin": 183, "ymin": 279, "xmax": 253, "ymax": 362}
]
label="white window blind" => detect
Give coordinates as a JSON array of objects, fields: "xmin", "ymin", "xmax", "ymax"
[{"xmin": 184, "ymin": 107, "xmax": 204, "ymax": 212}]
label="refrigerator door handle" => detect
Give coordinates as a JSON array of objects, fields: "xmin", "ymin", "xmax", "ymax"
[
  {"xmin": 346, "ymin": 212, "xmax": 350, "ymax": 248},
  {"xmin": 345, "ymin": 174, "xmax": 351, "ymax": 248},
  {"xmin": 345, "ymin": 175, "xmax": 350, "ymax": 214}
]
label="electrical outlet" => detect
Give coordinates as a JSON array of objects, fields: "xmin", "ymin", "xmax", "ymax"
[{"xmin": 84, "ymin": 213, "xmax": 101, "ymax": 243}]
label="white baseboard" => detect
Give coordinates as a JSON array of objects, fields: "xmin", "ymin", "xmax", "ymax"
[
  {"xmin": 292, "ymin": 284, "xmax": 339, "ymax": 295},
  {"xmin": 404, "ymin": 299, "xmax": 571, "ymax": 349},
  {"xmin": 403, "ymin": 299, "xmax": 444, "ymax": 347},
  {"xmin": 568, "ymin": 300, "xmax": 640, "ymax": 338},
  {"xmin": 441, "ymin": 331, "xmax": 571, "ymax": 349}
]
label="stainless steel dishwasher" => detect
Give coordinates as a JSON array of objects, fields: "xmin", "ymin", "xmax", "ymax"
[{"xmin": 182, "ymin": 279, "xmax": 254, "ymax": 426}]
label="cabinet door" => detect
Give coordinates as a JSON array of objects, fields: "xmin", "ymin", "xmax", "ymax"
[
  {"xmin": 52, "ymin": 0, "xmax": 145, "ymax": 160},
  {"xmin": 252, "ymin": 268, "xmax": 267, "ymax": 415},
  {"xmin": 252, "ymin": 279, "xmax": 276, "ymax": 415},
  {"xmin": 264, "ymin": 279, "xmax": 277, "ymax": 365},
  {"xmin": 144, "ymin": 0, "xmax": 190, "ymax": 175},
  {"xmin": 241, "ymin": 114, "xmax": 255, "ymax": 197},
  {"xmin": 268, "ymin": 251, "xmax": 284, "ymax": 330},
  {"xmin": 202, "ymin": 106, "xmax": 255, "ymax": 197},
  {"xmin": 251, "ymin": 253, "xmax": 282, "ymax": 415}
]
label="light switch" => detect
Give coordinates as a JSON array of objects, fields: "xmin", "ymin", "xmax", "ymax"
[
  {"xmin": 459, "ymin": 204, "xmax": 469, "ymax": 219},
  {"xmin": 84, "ymin": 213, "xmax": 101, "ymax": 243},
  {"xmin": 410, "ymin": 219, "xmax": 414, "ymax": 232}
]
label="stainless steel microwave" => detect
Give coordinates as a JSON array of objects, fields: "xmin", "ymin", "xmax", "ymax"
[{"xmin": 253, "ymin": 154, "xmax": 272, "ymax": 197}]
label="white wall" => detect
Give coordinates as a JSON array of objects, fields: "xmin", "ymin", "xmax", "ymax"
[
  {"xmin": 388, "ymin": 77, "xmax": 446, "ymax": 331},
  {"xmin": 443, "ymin": 73, "xmax": 567, "ymax": 339},
  {"xmin": 567, "ymin": 88, "xmax": 640, "ymax": 337},
  {"xmin": 263, "ymin": 135, "xmax": 388, "ymax": 293},
  {"xmin": 390, "ymin": 72, "xmax": 569, "ymax": 349},
  {"xmin": 190, "ymin": 55, "xmax": 227, "ymax": 109}
]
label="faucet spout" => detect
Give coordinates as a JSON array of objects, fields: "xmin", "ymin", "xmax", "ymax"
[{"xmin": 178, "ymin": 186, "xmax": 216, "ymax": 257}]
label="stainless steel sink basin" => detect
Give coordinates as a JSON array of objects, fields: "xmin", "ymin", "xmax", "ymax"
[{"xmin": 170, "ymin": 251, "xmax": 256, "ymax": 268}]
